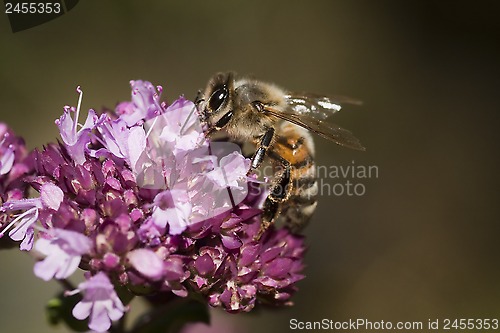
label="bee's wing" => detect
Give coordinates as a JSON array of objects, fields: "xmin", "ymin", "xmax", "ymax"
[
  {"xmin": 284, "ymin": 92, "xmax": 362, "ymax": 120},
  {"xmin": 264, "ymin": 105, "xmax": 365, "ymax": 151}
]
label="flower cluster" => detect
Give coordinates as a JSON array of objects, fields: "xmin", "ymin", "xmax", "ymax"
[
  {"xmin": 0, "ymin": 123, "xmax": 33, "ymax": 249},
  {"xmin": 0, "ymin": 80, "xmax": 306, "ymax": 332}
]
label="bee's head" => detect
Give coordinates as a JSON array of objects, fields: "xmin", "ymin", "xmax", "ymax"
[{"xmin": 196, "ymin": 72, "xmax": 236, "ymax": 134}]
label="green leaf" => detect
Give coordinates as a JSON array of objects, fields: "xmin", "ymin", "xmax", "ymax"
[
  {"xmin": 46, "ymin": 292, "xmax": 88, "ymax": 332},
  {"xmin": 130, "ymin": 298, "xmax": 210, "ymax": 333}
]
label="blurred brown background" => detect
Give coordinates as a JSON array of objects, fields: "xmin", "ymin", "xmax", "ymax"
[{"xmin": 1, "ymin": 1, "xmax": 499, "ymax": 332}]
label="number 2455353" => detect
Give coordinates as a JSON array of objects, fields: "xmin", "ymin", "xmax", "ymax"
[{"xmin": 5, "ymin": 2, "xmax": 61, "ymax": 14}]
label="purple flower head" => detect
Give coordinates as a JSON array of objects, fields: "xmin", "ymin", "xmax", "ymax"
[
  {"xmin": 1, "ymin": 80, "xmax": 308, "ymax": 332},
  {"xmin": 71, "ymin": 272, "xmax": 126, "ymax": 333}
]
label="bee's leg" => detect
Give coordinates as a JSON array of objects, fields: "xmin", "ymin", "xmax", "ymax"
[
  {"xmin": 255, "ymin": 158, "xmax": 292, "ymax": 240},
  {"xmin": 268, "ymin": 158, "xmax": 291, "ymax": 202},
  {"xmin": 247, "ymin": 128, "xmax": 275, "ymax": 176},
  {"xmin": 257, "ymin": 197, "xmax": 280, "ymax": 239}
]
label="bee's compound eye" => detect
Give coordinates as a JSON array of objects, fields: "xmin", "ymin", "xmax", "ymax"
[{"xmin": 209, "ymin": 87, "xmax": 228, "ymax": 111}]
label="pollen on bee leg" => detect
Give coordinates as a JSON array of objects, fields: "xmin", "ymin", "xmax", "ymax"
[{"xmin": 255, "ymin": 198, "xmax": 280, "ymax": 240}]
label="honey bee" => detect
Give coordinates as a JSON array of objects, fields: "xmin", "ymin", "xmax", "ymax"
[{"xmin": 195, "ymin": 72, "xmax": 364, "ymax": 238}]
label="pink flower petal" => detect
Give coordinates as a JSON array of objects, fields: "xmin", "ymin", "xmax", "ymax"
[
  {"xmin": 127, "ymin": 249, "xmax": 164, "ymax": 281},
  {"xmin": 221, "ymin": 233, "xmax": 243, "ymax": 250},
  {"xmin": 0, "ymin": 147, "xmax": 15, "ymax": 175},
  {"xmin": 71, "ymin": 272, "xmax": 125, "ymax": 332},
  {"xmin": 72, "ymin": 301, "xmax": 92, "ymax": 320},
  {"xmin": 40, "ymin": 183, "xmax": 64, "ymax": 211},
  {"xmin": 89, "ymin": 302, "xmax": 112, "ymax": 332}
]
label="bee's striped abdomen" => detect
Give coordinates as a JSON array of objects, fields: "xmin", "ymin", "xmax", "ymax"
[{"xmin": 270, "ymin": 123, "xmax": 318, "ymax": 231}]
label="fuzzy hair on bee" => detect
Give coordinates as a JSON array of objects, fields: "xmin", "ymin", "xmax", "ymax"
[{"xmin": 196, "ymin": 72, "xmax": 364, "ymax": 239}]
